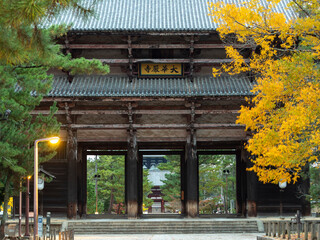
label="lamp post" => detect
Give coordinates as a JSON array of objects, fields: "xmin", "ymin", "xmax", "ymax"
[
  {"xmin": 94, "ymin": 155, "xmax": 98, "ymax": 214},
  {"xmin": 25, "ymin": 176, "xmax": 31, "ymax": 237},
  {"xmin": 34, "ymin": 137, "xmax": 59, "ymax": 240},
  {"xmin": 223, "ymin": 169, "xmax": 230, "ymax": 214},
  {"xmin": 279, "ymin": 180, "xmax": 287, "ymax": 219},
  {"xmin": 19, "ymin": 180, "xmax": 22, "ymax": 237}
]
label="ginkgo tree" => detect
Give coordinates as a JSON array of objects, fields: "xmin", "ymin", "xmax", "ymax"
[{"xmin": 208, "ymin": 0, "xmax": 320, "ymax": 184}]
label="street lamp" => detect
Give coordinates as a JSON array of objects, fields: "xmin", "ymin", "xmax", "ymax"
[
  {"xmin": 25, "ymin": 176, "xmax": 31, "ymax": 237},
  {"xmin": 34, "ymin": 137, "xmax": 59, "ymax": 240},
  {"xmin": 223, "ymin": 169, "xmax": 230, "ymax": 214},
  {"xmin": 279, "ymin": 180, "xmax": 287, "ymax": 219}
]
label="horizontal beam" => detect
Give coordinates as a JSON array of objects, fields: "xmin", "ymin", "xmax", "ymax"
[
  {"xmin": 85, "ymin": 150, "xmax": 187, "ymax": 155},
  {"xmin": 40, "ymin": 96, "xmax": 246, "ymax": 102},
  {"xmin": 99, "ymin": 58, "xmax": 249, "ymax": 64},
  {"xmin": 31, "ymin": 109, "xmax": 239, "ymax": 115},
  {"xmin": 197, "ymin": 150, "xmax": 237, "ymax": 155},
  {"xmin": 77, "ymin": 136, "xmax": 248, "ymax": 142},
  {"xmin": 85, "ymin": 151, "xmax": 127, "ymax": 155},
  {"xmin": 63, "ymin": 123, "xmax": 244, "ymax": 129},
  {"xmin": 63, "ymin": 43, "xmax": 254, "ymax": 49}
]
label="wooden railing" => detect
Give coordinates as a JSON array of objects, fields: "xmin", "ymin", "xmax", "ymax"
[
  {"xmin": 58, "ymin": 229, "xmax": 74, "ymax": 240},
  {"xmin": 264, "ymin": 220, "xmax": 320, "ymax": 240}
]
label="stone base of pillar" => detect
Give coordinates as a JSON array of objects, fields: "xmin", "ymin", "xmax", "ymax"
[
  {"xmin": 186, "ymin": 200, "xmax": 198, "ymax": 218},
  {"xmin": 127, "ymin": 201, "xmax": 138, "ymax": 219},
  {"xmin": 247, "ymin": 200, "xmax": 257, "ymax": 217},
  {"xmin": 67, "ymin": 202, "xmax": 77, "ymax": 219}
]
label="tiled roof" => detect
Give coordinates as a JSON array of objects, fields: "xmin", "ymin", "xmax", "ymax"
[
  {"xmin": 48, "ymin": 75, "xmax": 255, "ymax": 97},
  {"xmin": 47, "ymin": 0, "xmax": 295, "ymax": 32}
]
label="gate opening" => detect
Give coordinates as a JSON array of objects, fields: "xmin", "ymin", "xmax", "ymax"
[
  {"xmin": 87, "ymin": 154, "xmax": 125, "ymax": 215},
  {"xmin": 142, "ymin": 153, "xmax": 181, "ymax": 214},
  {"xmin": 198, "ymin": 154, "xmax": 236, "ymax": 215}
]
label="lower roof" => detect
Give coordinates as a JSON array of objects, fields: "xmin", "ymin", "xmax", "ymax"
[{"xmin": 49, "ymin": 75, "xmax": 254, "ymax": 98}]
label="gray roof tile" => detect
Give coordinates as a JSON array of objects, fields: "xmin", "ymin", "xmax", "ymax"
[
  {"xmin": 48, "ymin": 75, "xmax": 255, "ymax": 97},
  {"xmin": 47, "ymin": 0, "xmax": 294, "ymax": 32}
]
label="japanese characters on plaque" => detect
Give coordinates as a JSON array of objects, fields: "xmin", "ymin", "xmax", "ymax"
[{"xmin": 139, "ymin": 63, "xmax": 183, "ymax": 77}]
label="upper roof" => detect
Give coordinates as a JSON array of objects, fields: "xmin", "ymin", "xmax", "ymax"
[
  {"xmin": 47, "ymin": 0, "xmax": 294, "ymax": 32},
  {"xmin": 48, "ymin": 75, "xmax": 254, "ymax": 98}
]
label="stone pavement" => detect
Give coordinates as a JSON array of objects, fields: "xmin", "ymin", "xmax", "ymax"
[{"xmin": 75, "ymin": 233, "xmax": 264, "ymax": 240}]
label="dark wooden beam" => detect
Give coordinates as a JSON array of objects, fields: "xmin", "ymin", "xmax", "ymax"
[
  {"xmin": 31, "ymin": 109, "xmax": 239, "ymax": 115},
  {"xmin": 84, "ymin": 150, "xmax": 127, "ymax": 155},
  {"xmin": 63, "ymin": 43, "xmax": 254, "ymax": 49},
  {"xmin": 99, "ymin": 58, "xmax": 249, "ymax": 64},
  {"xmin": 64, "ymin": 123, "xmax": 244, "ymax": 129},
  {"xmin": 77, "ymin": 136, "xmax": 248, "ymax": 142},
  {"xmin": 85, "ymin": 150, "xmax": 184, "ymax": 155},
  {"xmin": 197, "ymin": 150, "xmax": 237, "ymax": 155},
  {"xmin": 138, "ymin": 151, "xmax": 183, "ymax": 155}
]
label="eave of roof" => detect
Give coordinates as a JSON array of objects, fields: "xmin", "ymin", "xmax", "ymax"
[
  {"xmin": 46, "ymin": 0, "xmax": 295, "ymax": 33},
  {"xmin": 48, "ymin": 75, "xmax": 255, "ymax": 98}
]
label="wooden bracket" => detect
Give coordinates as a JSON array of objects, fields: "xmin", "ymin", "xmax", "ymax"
[
  {"xmin": 128, "ymin": 35, "xmax": 134, "ymax": 80},
  {"xmin": 127, "ymin": 102, "xmax": 137, "ymax": 148},
  {"xmin": 65, "ymin": 37, "xmax": 70, "ymax": 54},
  {"xmin": 189, "ymin": 35, "xmax": 195, "ymax": 81},
  {"xmin": 64, "ymin": 37, "xmax": 74, "ymax": 83}
]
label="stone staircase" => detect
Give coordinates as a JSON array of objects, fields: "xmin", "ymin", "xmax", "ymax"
[{"xmin": 67, "ymin": 219, "xmax": 263, "ymax": 234}]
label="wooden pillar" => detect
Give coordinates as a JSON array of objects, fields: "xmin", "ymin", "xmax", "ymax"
[
  {"xmin": 67, "ymin": 129, "xmax": 77, "ymax": 218},
  {"xmin": 126, "ymin": 103, "xmax": 139, "ymax": 218},
  {"xmin": 82, "ymin": 149, "xmax": 87, "ymax": 217},
  {"xmin": 185, "ymin": 102, "xmax": 198, "ymax": 218},
  {"xmin": 300, "ymin": 165, "xmax": 311, "ymax": 216},
  {"xmin": 77, "ymin": 146, "xmax": 85, "ymax": 218},
  {"xmin": 246, "ymin": 150, "xmax": 257, "ymax": 217},
  {"xmin": 137, "ymin": 153, "xmax": 143, "ymax": 215},
  {"xmin": 236, "ymin": 147, "xmax": 247, "ymax": 216},
  {"xmin": 65, "ymin": 103, "xmax": 78, "ymax": 219},
  {"xmin": 180, "ymin": 154, "xmax": 186, "ymax": 215}
]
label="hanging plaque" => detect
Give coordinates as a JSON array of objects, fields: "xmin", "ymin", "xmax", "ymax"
[{"xmin": 139, "ymin": 63, "xmax": 183, "ymax": 77}]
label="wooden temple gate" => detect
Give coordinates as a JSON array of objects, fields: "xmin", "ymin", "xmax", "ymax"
[
  {"xmin": 23, "ymin": 0, "xmax": 310, "ymax": 219},
  {"xmin": 33, "ymin": 94, "xmax": 309, "ymax": 219},
  {"xmin": 42, "ymin": 97, "xmax": 251, "ymax": 219}
]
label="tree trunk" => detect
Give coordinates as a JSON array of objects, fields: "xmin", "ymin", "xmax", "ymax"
[
  {"xmin": 117, "ymin": 203, "xmax": 121, "ymax": 214},
  {"xmin": 0, "ymin": 177, "xmax": 11, "ymax": 238},
  {"xmin": 107, "ymin": 189, "xmax": 114, "ymax": 214}
]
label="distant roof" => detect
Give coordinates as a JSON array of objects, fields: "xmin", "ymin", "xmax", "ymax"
[
  {"xmin": 148, "ymin": 166, "xmax": 170, "ymax": 186},
  {"xmin": 48, "ymin": 75, "xmax": 255, "ymax": 97},
  {"xmin": 47, "ymin": 0, "xmax": 294, "ymax": 32}
]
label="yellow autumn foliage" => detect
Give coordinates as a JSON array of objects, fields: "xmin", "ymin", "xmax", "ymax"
[
  {"xmin": 0, "ymin": 197, "xmax": 13, "ymax": 214},
  {"xmin": 209, "ymin": 0, "xmax": 320, "ymax": 184}
]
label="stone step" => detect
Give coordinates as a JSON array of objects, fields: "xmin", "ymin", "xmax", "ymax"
[
  {"xmin": 70, "ymin": 225, "xmax": 258, "ymax": 229},
  {"xmin": 70, "ymin": 223, "xmax": 256, "ymax": 226},
  {"xmin": 67, "ymin": 220, "xmax": 260, "ymax": 234},
  {"xmin": 69, "ymin": 221, "xmax": 256, "ymax": 225}
]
